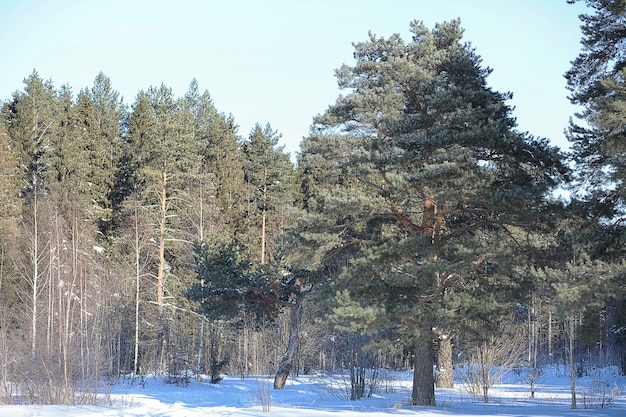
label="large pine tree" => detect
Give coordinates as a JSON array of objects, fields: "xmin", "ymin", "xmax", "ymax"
[
  {"xmin": 566, "ymin": 0, "xmax": 626, "ymax": 211},
  {"xmin": 565, "ymin": 0, "xmax": 626, "ymax": 376},
  {"xmin": 298, "ymin": 20, "xmax": 567, "ymax": 405}
]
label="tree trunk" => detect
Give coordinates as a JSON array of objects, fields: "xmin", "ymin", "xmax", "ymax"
[
  {"xmin": 433, "ymin": 328, "xmax": 454, "ymax": 388},
  {"xmin": 133, "ymin": 201, "xmax": 141, "ymax": 375},
  {"xmin": 409, "ymin": 194, "xmax": 438, "ymax": 405},
  {"xmin": 273, "ymin": 295, "xmax": 304, "ymax": 389},
  {"xmin": 197, "ymin": 314, "xmax": 205, "ymax": 374},
  {"xmin": 548, "ymin": 310, "xmax": 553, "ymax": 359},
  {"xmin": 157, "ymin": 168, "xmax": 167, "ymax": 315},
  {"xmin": 208, "ymin": 324, "xmax": 224, "ymax": 384},
  {"xmin": 411, "ymin": 324, "xmax": 436, "ymax": 406},
  {"xmin": 31, "ymin": 173, "xmax": 40, "ymax": 356},
  {"xmin": 260, "ymin": 169, "xmax": 267, "ymax": 264},
  {"xmin": 155, "ymin": 166, "xmax": 168, "ymax": 371},
  {"xmin": 567, "ymin": 318, "xmax": 577, "ymax": 409},
  {"xmin": 528, "ymin": 303, "xmax": 538, "ymax": 398}
]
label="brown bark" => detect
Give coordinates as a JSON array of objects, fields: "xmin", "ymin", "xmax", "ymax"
[
  {"xmin": 409, "ymin": 194, "xmax": 438, "ymax": 405},
  {"xmin": 411, "ymin": 323, "xmax": 436, "ymax": 406},
  {"xmin": 422, "ymin": 195, "xmax": 436, "ymax": 242},
  {"xmin": 273, "ymin": 294, "xmax": 304, "ymax": 389}
]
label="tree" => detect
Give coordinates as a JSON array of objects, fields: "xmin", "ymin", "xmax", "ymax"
[
  {"xmin": 565, "ymin": 0, "xmax": 626, "ymax": 378},
  {"xmin": 533, "ymin": 256, "xmax": 617, "ymax": 409},
  {"xmin": 270, "ymin": 266, "xmax": 314, "ymax": 390},
  {"xmin": 298, "ymin": 20, "xmax": 567, "ymax": 406},
  {"xmin": 132, "ymin": 85, "xmax": 202, "ymax": 310},
  {"xmin": 121, "ymin": 84, "xmax": 204, "ymax": 372},
  {"xmin": 3, "ymin": 71, "xmax": 60, "ymax": 356},
  {"xmin": 179, "ymin": 80, "xmax": 222, "ymax": 240},
  {"xmin": 243, "ymin": 123, "xmax": 297, "ymax": 264},
  {"xmin": 187, "ymin": 239, "xmax": 248, "ymax": 383},
  {"xmin": 324, "ymin": 289, "xmax": 385, "ymax": 400},
  {"xmin": 1, "ymin": 72, "xmax": 114, "ymax": 402},
  {"xmin": 74, "ymin": 72, "xmax": 126, "ymax": 236},
  {"xmin": 0, "ymin": 118, "xmax": 21, "ymax": 303},
  {"xmin": 187, "ymin": 234, "xmax": 317, "ymax": 388},
  {"xmin": 524, "ymin": 200, "xmax": 626, "ymax": 407},
  {"xmin": 4, "ymin": 71, "xmax": 59, "ymax": 196},
  {"xmin": 194, "ymin": 88, "xmax": 248, "ymax": 246},
  {"xmin": 566, "ymin": 0, "xmax": 626, "ymax": 212}
]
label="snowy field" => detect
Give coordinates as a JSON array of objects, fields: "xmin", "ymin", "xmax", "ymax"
[{"xmin": 2, "ymin": 366, "xmax": 625, "ymax": 416}]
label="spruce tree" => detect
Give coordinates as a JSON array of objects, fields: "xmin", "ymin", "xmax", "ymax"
[
  {"xmin": 74, "ymin": 72, "xmax": 126, "ymax": 236},
  {"xmin": 243, "ymin": 123, "xmax": 297, "ymax": 264},
  {"xmin": 298, "ymin": 20, "xmax": 567, "ymax": 406},
  {"xmin": 180, "ymin": 80, "xmax": 220, "ymax": 240},
  {"xmin": 4, "ymin": 71, "xmax": 59, "ymax": 198},
  {"xmin": 194, "ymin": 89, "xmax": 248, "ymax": 246},
  {"xmin": 0, "ymin": 118, "xmax": 21, "ymax": 306}
]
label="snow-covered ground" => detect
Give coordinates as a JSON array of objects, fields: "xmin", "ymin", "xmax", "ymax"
[{"xmin": 2, "ymin": 365, "xmax": 625, "ymax": 416}]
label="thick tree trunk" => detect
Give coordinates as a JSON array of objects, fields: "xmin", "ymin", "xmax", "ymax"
[
  {"xmin": 433, "ymin": 328, "xmax": 454, "ymax": 388},
  {"xmin": 411, "ymin": 325, "xmax": 436, "ymax": 406},
  {"xmin": 411, "ymin": 194, "xmax": 438, "ymax": 406},
  {"xmin": 274, "ymin": 295, "xmax": 304, "ymax": 389}
]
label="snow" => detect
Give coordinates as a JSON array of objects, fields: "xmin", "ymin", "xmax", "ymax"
[{"xmin": 2, "ymin": 366, "xmax": 625, "ymax": 416}]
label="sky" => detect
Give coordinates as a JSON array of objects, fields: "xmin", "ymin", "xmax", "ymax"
[{"xmin": 0, "ymin": 0, "xmax": 589, "ymax": 159}]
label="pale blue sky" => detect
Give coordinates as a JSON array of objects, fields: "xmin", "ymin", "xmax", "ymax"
[{"xmin": 1, "ymin": 0, "xmax": 588, "ymax": 158}]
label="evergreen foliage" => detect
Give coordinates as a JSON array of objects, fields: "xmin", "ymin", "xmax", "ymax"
[
  {"xmin": 0, "ymin": 117, "xmax": 21, "ymax": 305},
  {"xmin": 566, "ymin": 0, "xmax": 626, "ymax": 212},
  {"xmin": 565, "ymin": 0, "xmax": 626, "ymax": 380},
  {"xmin": 243, "ymin": 123, "xmax": 297, "ymax": 263},
  {"xmin": 187, "ymin": 240, "xmax": 249, "ymax": 321},
  {"xmin": 0, "ymin": 9, "xmax": 623, "ymax": 407},
  {"xmin": 5, "ymin": 71, "xmax": 60, "ymax": 200},
  {"xmin": 298, "ymin": 19, "xmax": 568, "ymax": 405},
  {"xmin": 74, "ymin": 72, "xmax": 126, "ymax": 234}
]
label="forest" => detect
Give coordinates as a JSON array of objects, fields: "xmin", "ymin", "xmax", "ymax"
[{"xmin": 0, "ymin": 0, "xmax": 624, "ymax": 409}]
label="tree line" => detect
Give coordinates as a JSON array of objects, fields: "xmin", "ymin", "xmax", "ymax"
[{"xmin": 0, "ymin": 0, "xmax": 624, "ymax": 408}]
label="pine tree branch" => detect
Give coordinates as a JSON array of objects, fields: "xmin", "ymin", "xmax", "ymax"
[
  {"xmin": 416, "ymin": 272, "xmax": 461, "ymax": 304},
  {"xmin": 442, "ymin": 219, "xmax": 534, "ymax": 241}
]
